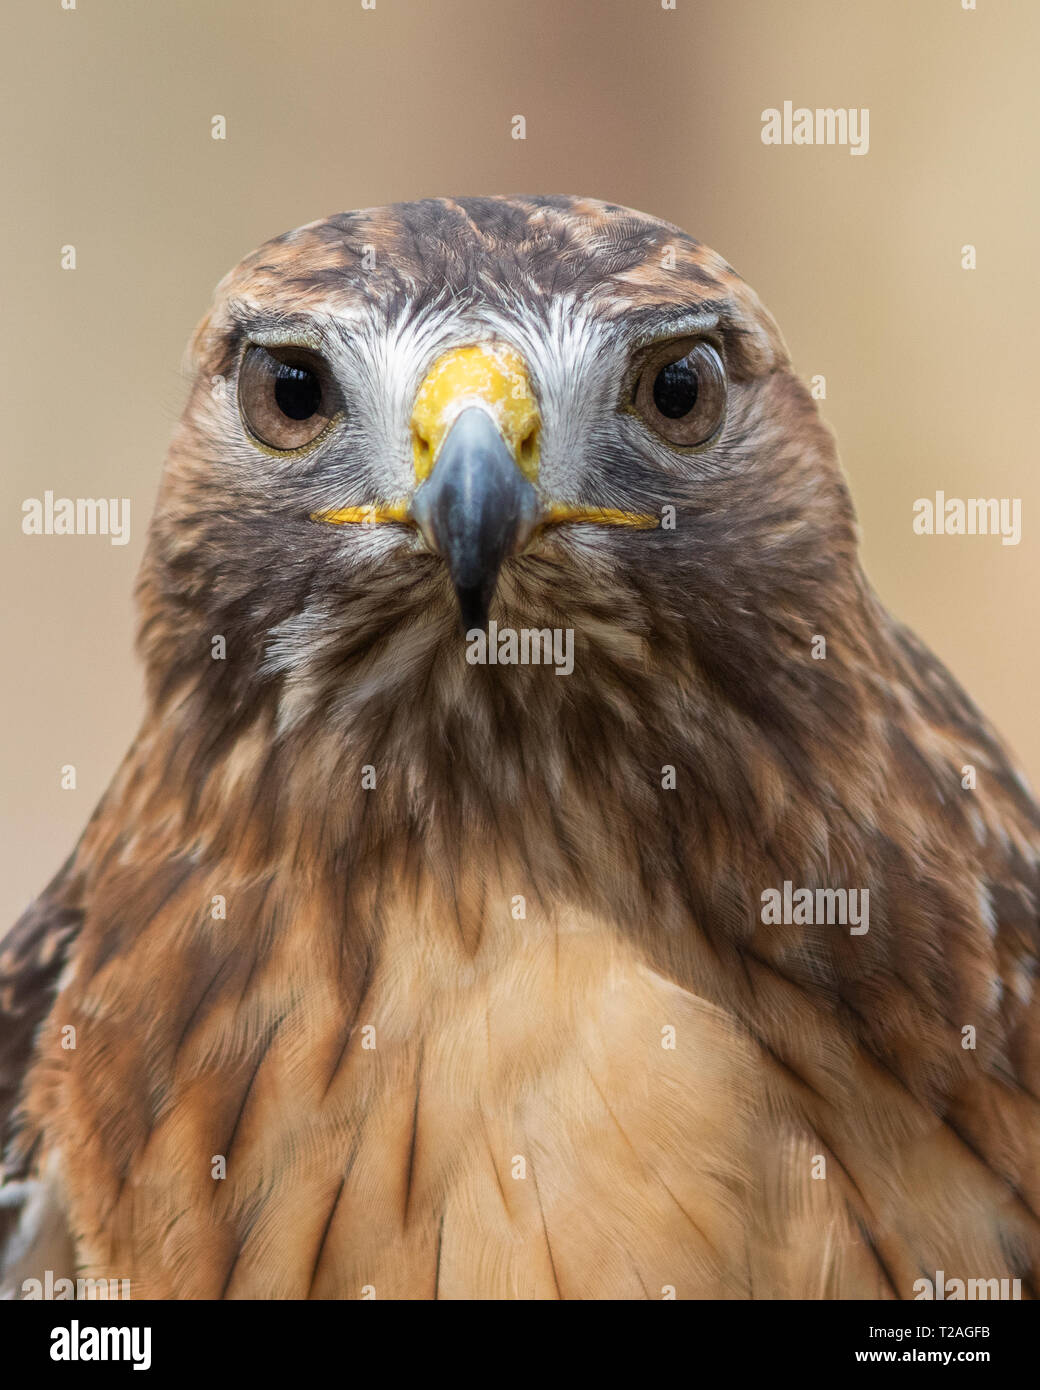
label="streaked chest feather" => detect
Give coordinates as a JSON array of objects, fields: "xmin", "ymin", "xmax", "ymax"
[
  {"xmin": 47, "ymin": 880, "xmax": 767, "ymax": 1298},
  {"xmin": 35, "ymin": 870, "xmax": 998, "ymax": 1300}
]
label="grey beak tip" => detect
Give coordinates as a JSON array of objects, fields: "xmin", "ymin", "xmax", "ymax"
[{"xmin": 455, "ymin": 585, "xmax": 492, "ymax": 633}]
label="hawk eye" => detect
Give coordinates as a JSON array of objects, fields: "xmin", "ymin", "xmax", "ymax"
[
  {"xmin": 633, "ymin": 339, "xmax": 727, "ymax": 447},
  {"xmin": 238, "ymin": 344, "xmax": 339, "ymax": 451}
]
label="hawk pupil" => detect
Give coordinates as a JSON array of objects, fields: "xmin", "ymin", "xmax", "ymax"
[
  {"xmin": 274, "ymin": 363, "xmax": 321, "ymax": 420},
  {"xmin": 652, "ymin": 358, "xmax": 698, "ymax": 419}
]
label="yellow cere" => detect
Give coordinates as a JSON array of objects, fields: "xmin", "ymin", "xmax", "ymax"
[{"xmin": 410, "ymin": 343, "xmax": 541, "ymax": 483}]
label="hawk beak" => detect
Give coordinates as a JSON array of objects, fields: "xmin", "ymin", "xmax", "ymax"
[
  {"xmin": 410, "ymin": 407, "xmax": 541, "ymax": 631},
  {"xmin": 407, "ymin": 344, "xmax": 542, "ymax": 631}
]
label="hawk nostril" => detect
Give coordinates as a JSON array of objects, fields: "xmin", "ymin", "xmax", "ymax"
[
  {"xmin": 413, "ymin": 431, "xmax": 434, "ymax": 477},
  {"xmin": 518, "ymin": 429, "xmax": 538, "ymax": 466}
]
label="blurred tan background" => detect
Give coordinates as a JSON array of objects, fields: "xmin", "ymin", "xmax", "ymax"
[{"xmin": 2, "ymin": 0, "xmax": 1037, "ymax": 924}]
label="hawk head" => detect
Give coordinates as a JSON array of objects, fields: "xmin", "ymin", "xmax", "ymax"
[{"xmin": 139, "ymin": 195, "xmax": 872, "ymax": 868}]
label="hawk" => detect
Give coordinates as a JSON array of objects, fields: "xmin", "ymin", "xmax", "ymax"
[{"xmin": 1, "ymin": 196, "xmax": 1037, "ymax": 1300}]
